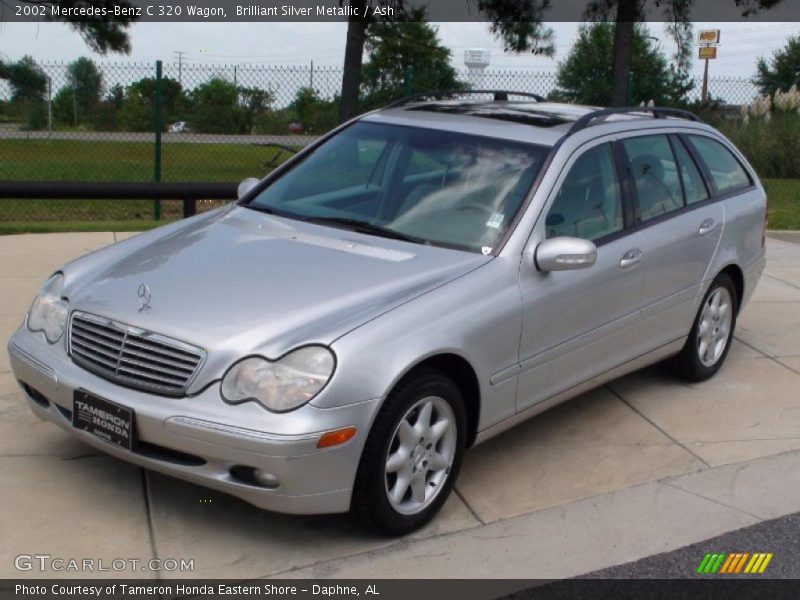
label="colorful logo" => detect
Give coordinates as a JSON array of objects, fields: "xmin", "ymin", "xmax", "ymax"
[{"xmin": 696, "ymin": 552, "xmax": 773, "ymax": 574}]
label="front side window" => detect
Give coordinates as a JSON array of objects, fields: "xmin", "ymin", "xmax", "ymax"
[
  {"xmin": 545, "ymin": 143, "xmax": 624, "ymax": 241},
  {"xmin": 245, "ymin": 122, "xmax": 549, "ymax": 253},
  {"xmin": 622, "ymin": 135, "xmax": 684, "ymax": 222},
  {"xmin": 687, "ymin": 135, "xmax": 751, "ymax": 194}
]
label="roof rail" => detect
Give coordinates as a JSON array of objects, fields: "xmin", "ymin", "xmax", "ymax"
[
  {"xmin": 566, "ymin": 107, "xmax": 703, "ymax": 136},
  {"xmin": 384, "ymin": 90, "xmax": 546, "ymax": 109}
]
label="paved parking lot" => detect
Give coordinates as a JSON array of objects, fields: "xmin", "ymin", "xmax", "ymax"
[{"xmin": 1, "ymin": 232, "xmax": 799, "ymax": 580}]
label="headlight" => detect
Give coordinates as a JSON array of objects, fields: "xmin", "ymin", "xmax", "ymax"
[
  {"xmin": 27, "ymin": 273, "xmax": 69, "ymax": 343},
  {"xmin": 221, "ymin": 346, "xmax": 335, "ymax": 412}
]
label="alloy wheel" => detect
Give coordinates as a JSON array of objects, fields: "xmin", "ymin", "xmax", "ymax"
[
  {"xmin": 697, "ymin": 286, "xmax": 733, "ymax": 368},
  {"xmin": 384, "ymin": 396, "xmax": 457, "ymax": 515}
]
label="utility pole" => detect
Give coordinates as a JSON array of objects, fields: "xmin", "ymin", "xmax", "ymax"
[{"xmin": 174, "ymin": 50, "xmax": 186, "ymax": 86}]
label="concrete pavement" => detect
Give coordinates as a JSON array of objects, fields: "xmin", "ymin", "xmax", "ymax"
[{"xmin": 1, "ymin": 231, "xmax": 799, "ymax": 580}]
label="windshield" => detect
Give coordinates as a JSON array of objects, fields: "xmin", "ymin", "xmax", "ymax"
[{"xmin": 244, "ymin": 121, "xmax": 550, "ymax": 253}]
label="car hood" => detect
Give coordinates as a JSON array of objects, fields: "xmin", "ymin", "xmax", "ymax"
[{"xmin": 66, "ymin": 206, "xmax": 489, "ymax": 387}]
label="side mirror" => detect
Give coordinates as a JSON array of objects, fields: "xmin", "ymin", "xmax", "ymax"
[
  {"xmin": 237, "ymin": 177, "xmax": 260, "ymax": 200},
  {"xmin": 535, "ymin": 237, "xmax": 597, "ymax": 272}
]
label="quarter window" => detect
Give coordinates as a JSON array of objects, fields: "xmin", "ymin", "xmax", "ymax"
[
  {"xmin": 621, "ymin": 135, "xmax": 684, "ymax": 222},
  {"xmin": 546, "ymin": 144, "xmax": 624, "ymax": 241},
  {"xmin": 672, "ymin": 137, "xmax": 710, "ymax": 205},
  {"xmin": 687, "ymin": 135, "xmax": 751, "ymax": 194}
]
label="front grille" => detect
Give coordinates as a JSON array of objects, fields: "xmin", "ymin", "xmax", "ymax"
[{"xmin": 68, "ymin": 311, "xmax": 205, "ymax": 396}]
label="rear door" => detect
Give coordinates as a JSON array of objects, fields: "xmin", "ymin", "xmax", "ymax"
[{"xmin": 619, "ymin": 133, "xmax": 724, "ymax": 347}]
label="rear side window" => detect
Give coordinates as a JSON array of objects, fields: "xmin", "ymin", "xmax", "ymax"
[
  {"xmin": 621, "ymin": 135, "xmax": 684, "ymax": 222},
  {"xmin": 546, "ymin": 143, "xmax": 623, "ymax": 241},
  {"xmin": 672, "ymin": 137, "xmax": 709, "ymax": 205},
  {"xmin": 687, "ymin": 135, "xmax": 751, "ymax": 194}
]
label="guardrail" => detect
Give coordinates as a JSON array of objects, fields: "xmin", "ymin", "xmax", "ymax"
[{"xmin": 0, "ymin": 181, "xmax": 239, "ymax": 219}]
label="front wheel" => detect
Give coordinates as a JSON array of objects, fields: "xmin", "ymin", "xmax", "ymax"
[
  {"xmin": 671, "ymin": 273, "xmax": 738, "ymax": 382},
  {"xmin": 351, "ymin": 368, "xmax": 466, "ymax": 536}
]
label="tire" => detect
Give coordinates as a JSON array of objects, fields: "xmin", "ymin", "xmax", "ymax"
[
  {"xmin": 351, "ymin": 368, "xmax": 467, "ymax": 536},
  {"xmin": 671, "ymin": 273, "xmax": 738, "ymax": 382}
]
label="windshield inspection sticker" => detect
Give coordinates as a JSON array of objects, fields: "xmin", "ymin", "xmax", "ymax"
[{"xmin": 486, "ymin": 212, "xmax": 505, "ymax": 230}]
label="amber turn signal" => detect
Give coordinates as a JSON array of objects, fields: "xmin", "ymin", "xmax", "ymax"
[{"xmin": 317, "ymin": 426, "xmax": 357, "ymax": 448}]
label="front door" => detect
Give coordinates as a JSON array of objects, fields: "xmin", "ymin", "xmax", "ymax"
[{"xmin": 516, "ymin": 140, "xmax": 646, "ymax": 412}]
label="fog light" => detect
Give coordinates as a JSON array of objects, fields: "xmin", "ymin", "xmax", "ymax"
[
  {"xmin": 230, "ymin": 465, "xmax": 280, "ymax": 489},
  {"xmin": 253, "ymin": 469, "xmax": 279, "ymax": 489}
]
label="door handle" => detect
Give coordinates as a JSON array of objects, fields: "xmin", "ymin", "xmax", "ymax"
[
  {"xmin": 619, "ymin": 248, "xmax": 643, "ymax": 269},
  {"xmin": 698, "ymin": 218, "xmax": 717, "ymax": 236}
]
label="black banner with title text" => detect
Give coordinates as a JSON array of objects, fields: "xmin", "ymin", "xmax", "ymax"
[
  {"xmin": 4, "ymin": 0, "xmax": 800, "ymax": 23},
  {"xmin": 3, "ymin": 579, "xmax": 800, "ymax": 600}
]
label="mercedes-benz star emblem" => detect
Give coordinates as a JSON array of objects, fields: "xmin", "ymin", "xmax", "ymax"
[{"xmin": 137, "ymin": 283, "xmax": 151, "ymax": 313}]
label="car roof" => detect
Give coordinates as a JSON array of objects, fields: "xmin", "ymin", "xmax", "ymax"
[{"xmin": 362, "ymin": 99, "xmax": 709, "ymax": 148}]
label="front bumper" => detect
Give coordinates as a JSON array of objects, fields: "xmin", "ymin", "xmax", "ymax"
[{"xmin": 7, "ymin": 327, "xmax": 380, "ymax": 515}]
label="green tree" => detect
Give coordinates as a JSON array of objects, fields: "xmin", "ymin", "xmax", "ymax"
[
  {"xmin": 238, "ymin": 87, "xmax": 274, "ymax": 132},
  {"xmin": 338, "ymin": 0, "xmax": 783, "ymax": 119},
  {"xmin": 188, "ymin": 78, "xmax": 239, "ymax": 133},
  {"xmin": 553, "ymin": 23, "xmax": 692, "ymax": 106},
  {"xmin": 14, "ymin": 0, "xmax": 137, "ymax": 53},
  {"xmin": 0, "ymin": 56, "xmax": 49, "ymax": 129},
  {"xmin": 90, "ymin": 84, "xmax": 126, "ymax": 131},
  {"xmin": 337, "ymin": 1, "xmax": 554, "ymax": 122},
  {"xmin": 585, "ymin": 0, "xmax": 783, "ymax": 106},
  {"xmin": 288, "ymin": 87, "xmax": 339, "ymax": 134},
  {"xmin": 0, "ymin": 56, "xmax": 47, "ymax": 102},
  {"xmin": 120, "ymin": 76, "xmax": 184, "ymax": 131},
  {"xmin": 189, "ymin": 78, "xmax": 268, "ymax": 134},
  {"xmin": 53, "ymin": 58, "xmax": 103, "ymax": 126},
  {"xmin": 756, "ymin": 35, "xmax": 800, "ymax": 96},
  {"xmin": 361, "ymin": 17, "xmax": 467, "ymax": 108}
]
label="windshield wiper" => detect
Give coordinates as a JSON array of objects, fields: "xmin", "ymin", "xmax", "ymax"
[{"xmin": 304, "ymin": 216, "xmax": 428, "ymax": 245}]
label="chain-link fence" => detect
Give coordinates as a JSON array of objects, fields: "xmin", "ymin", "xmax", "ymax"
[{"xmin": 0, "ymin": 60, "xmax": 793, "ymax": 230}]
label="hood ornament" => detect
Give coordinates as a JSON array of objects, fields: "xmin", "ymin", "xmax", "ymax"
[{"xmin": 137, "ymin": 283, "xmax": 152, "ymax": 313}]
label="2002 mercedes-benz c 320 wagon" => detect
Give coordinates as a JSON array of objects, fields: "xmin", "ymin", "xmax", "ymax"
[{"xmin": 9, "ymin": 94, "xmax": 767, "ymax": 534}]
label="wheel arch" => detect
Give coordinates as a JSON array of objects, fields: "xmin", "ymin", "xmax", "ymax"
[
  {"xmin": 390, "ymin": 352, "xmax": 482, "ymax": 448},
  {"xmin": 718, "ymin": 263, "xmax": 745, "ymax": 313}
]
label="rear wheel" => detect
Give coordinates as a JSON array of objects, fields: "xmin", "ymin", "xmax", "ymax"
[
  {"xmin": 671, "ymin": 273, "xmax": 738, "ymax": 382},
  {"xmin": 352, "ymin": 368, "xmax": 466, "ymax": 536}
]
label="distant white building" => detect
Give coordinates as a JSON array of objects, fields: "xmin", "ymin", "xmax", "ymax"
[{"xmin": 464, "ymin": 49, "xmax": 491, "ymax": 89}]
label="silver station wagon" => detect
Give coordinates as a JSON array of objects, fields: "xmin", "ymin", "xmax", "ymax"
[{"xmin": 8, "ymin": 93, "xmax": 767, "ymax": 534}]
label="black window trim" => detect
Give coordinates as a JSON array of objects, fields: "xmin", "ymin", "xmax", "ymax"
[
  {"xmin": 669, "ymin": 134, "xmax": 712, "ymax": 206},
  {"xmin": 666, "ymin": 134, "xmax": 689, "ymax": 208}
]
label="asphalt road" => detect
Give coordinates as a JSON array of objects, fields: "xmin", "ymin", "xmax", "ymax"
[
  {"xmin": 582, "ymin": 511, "xmax": 800, "ymax": 579},
  {"xmin": 503, "ymin": 513, "xmax": 800, "ymax": 600}
]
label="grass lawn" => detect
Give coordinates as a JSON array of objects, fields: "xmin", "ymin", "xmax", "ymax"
[
  {"xmin": 0, "ymin": 138, "xmax": 292, "ymax": 182},
  {"xmin": 0, "ymin": 138, "xmax": 295, "ymax": 233},
  {"xmin": 0, "ymin": 220, "xmax": 164, "ymax": 235},
  {"xmin": 763, "ymin": 179, "xmax": 800, "ymax": 230}
]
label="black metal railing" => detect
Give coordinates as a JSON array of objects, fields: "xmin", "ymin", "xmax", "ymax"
[{"xmin": 0, "ymin": 181, "xmax": 238, "ymax": 219}]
